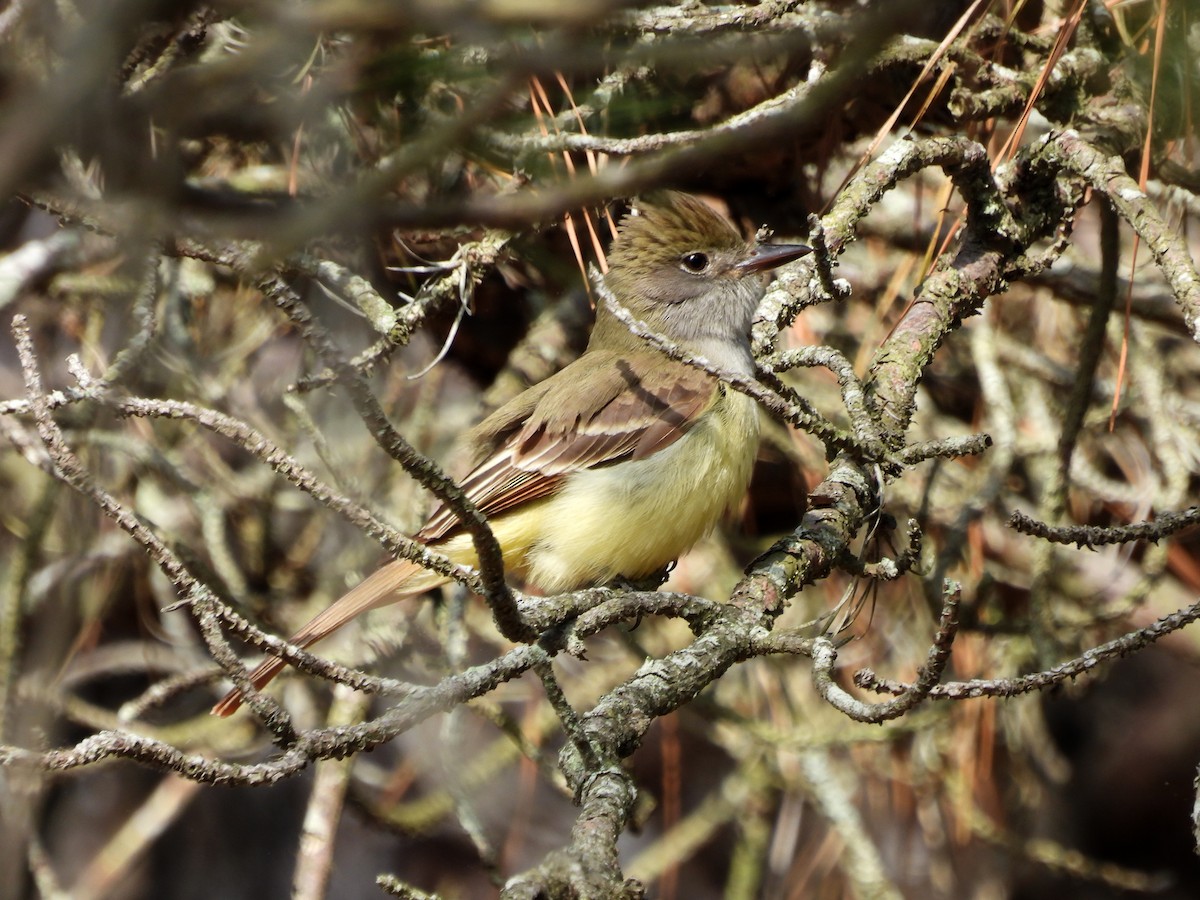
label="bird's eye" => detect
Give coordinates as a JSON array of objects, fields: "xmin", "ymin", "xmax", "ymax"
[{"xmin": 680, "ymin": 252, "xmax": 709, "ymax": 273}]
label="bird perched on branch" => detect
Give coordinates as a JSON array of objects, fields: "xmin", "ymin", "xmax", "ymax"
[{"xmin": 213, "ymin": 191, "xmax": 809, "ymax": 716}]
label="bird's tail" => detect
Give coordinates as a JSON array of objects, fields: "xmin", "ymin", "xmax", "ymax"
[{"xmin": 210, "ymin": 558, "xmax": 451, "ymax": 717}]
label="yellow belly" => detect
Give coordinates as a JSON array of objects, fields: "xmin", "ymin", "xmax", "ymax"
[
  {"xmin": 433, "ymin": 389, "xmax": 759, "ymax": 593},
  {"xmin": 524, "ymin": 387, "xmax": 759, "ymax": 591}
]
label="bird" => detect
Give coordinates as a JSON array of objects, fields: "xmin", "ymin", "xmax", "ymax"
[{"xmin": 212, "ymin": 191, "xmax": 809, "ymax": 716}]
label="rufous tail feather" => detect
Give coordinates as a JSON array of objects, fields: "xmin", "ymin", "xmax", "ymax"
[{"xmin": 211, "ymin": 558, "xmax": 450, "ymax": 716}]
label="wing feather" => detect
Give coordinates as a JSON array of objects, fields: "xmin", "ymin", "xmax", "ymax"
[{"xmin": 417, "ymin": 353, "xmax": 716, "ymax": 543}]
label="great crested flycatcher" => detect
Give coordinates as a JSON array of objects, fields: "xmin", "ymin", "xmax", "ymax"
[{"xmin": 213, "ymin": 191, "xmax": 809, "ymax": 716}]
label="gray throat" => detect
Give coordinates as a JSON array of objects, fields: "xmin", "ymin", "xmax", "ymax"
[{"xmin": 684, "ymin": 335, "xmax": 756, "ymax": 379}]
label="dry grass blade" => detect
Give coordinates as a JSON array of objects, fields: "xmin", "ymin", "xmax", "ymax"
[
  {"xmin": 529, "ymin": 74, "xmax": 604, "ymax": 292},
  {"xmin": 1110, "ymin": 0, "xmax": 1167, "ymax": 427},
  {"xmin": 992, "ymin": 0, "xmax": 1086, "ymax": 168},
  {"xmin": 829, "ymin": 0, "xmax": 990, "ymax": 207}
]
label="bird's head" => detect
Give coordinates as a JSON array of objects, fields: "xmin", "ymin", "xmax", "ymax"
[{"xmin": 596, "ymin": 191, "xmax": 810, "ymax": 373}]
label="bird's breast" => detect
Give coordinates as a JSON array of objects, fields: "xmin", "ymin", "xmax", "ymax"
[{"xmin": 524, "ymin": 387, "xmax": 760, "ymax": 591}]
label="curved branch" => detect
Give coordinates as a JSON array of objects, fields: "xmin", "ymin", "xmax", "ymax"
[{"xmin": 810, "ymin": 581, "xmax": 959, "ymax": 722}]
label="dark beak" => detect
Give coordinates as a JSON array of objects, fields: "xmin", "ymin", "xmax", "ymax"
[{"xmin": 734, "ymin": 242, "xmax": 812, "ymax": 274}]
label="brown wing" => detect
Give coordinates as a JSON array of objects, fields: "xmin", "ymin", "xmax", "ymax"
[{"xmin": 417, "ymin": 352, "xmax": 717, "ymax": 542}]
